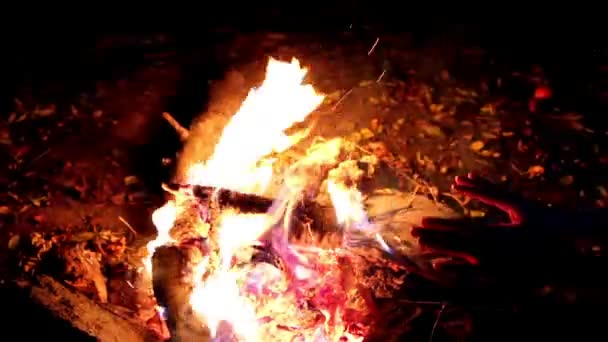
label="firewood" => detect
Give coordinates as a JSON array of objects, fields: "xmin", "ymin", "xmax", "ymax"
[
  {"xmin": 191, "ymin": 185, "xmax": 274, "ymax": 213},
  {"xmin": 162, "ymin": 112, "xmax": 189, "ymax": 141},
  {"xmin": 152, "ymin": 245, "xmax": 210, "ymax": 342},
  {"xmin": 21, "ymin": 275, "xmax": 162, "ymax": 342}
]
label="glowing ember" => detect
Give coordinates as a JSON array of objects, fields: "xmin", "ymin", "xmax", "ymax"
[{"xmin": 148, "ymin": 57, "xmax": 372, "ymax": 341}]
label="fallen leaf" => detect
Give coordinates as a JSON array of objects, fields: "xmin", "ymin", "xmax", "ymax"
[
  {"xmin": 0, "ymin": 128, "xmax": 11, "ymax": 145},
  {"xmin": 111, "ymin": 193, "xmax": 126, "ymax": 205},
  {"xmin": 469, "ymin": 210, "xmax": 486, "ymax": 218},
  {"xmin": 71, "ymin": 232, "xmax": 97, "ymax": 242},
  {"xmin": 418, "ymin": 121, "xmax": 443, "ymax": 137},
  {"xmin": 481, "ymin": 132, "xmax": 497, "ymax": 140},
  {"xmin": 470, "ymin": 141, "xmax": 485, "ymax": 152},
  {"xmin": 430, "ymin": 104, "xmax": 444, "ymax": 113},
  {"xmin": 360, "ymin": 128, "xmax": 375, "ymax": 140},
  {"xmin": 349, "ymin": 132, "xmax": 362, "ymax": 143},
  {"xmin": 8, "ymin": 235, "xmax": 20, "ymax": 249},
  {"xmin": 33, "ymin": 104, "xmax": 56, "ymax": 117},
  {"xmin": 0, "ymin": 206, "xmax": 11, "ymax": 215},
  {"xmin": 480, "ymin": 104, "xmax": 496, "ymax": 115},
  {"xmin": 560, "ymin": 175, "xmax": 574, "ymax": 185},
  {"xmin": 124, "ymin": 175, "xmax": 139, "ymax": 186},
  {"xmin": 528, "ymin": 165, "xmax": 545, "ymax": 177},
  {"xmin": 29, "ymin": 196, "xmax": 47, "ymax": 207},
  {"xmin": 370, "ymin": 118, "xmax": 380, "ymax": 131}
]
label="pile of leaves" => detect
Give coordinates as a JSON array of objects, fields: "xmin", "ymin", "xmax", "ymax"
[{"xmin": 9, "ymin": 223, "xmax": 170, "ymax": 337}]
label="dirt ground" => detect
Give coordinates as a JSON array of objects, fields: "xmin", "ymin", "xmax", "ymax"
[{"xmin": 1, "ymin": 30, "xmax": 608, "ymax": 341}]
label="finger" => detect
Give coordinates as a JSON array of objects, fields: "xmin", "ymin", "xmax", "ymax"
[
  {"xmin": 457, "ymin": 174, "xmax": 501, "ymax": 193},
  {"xmin": 453, "ymin": 184, "xmax": 517, "ymax": 215},
  {"xmin": 432, "ymin": 258, "xmax": 479, "ymax": 274},
  {"xmin": 421, "ymin": 248, "xmax": 480, "ymax": 266},
  {"xmin": 455, "ymin": 175, "xmax": 476, "ymax": 187}
]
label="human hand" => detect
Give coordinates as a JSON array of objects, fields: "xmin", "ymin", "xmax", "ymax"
[{"xmin": 411, "ymin": 174, "xmax": 578, "ymax": 290}]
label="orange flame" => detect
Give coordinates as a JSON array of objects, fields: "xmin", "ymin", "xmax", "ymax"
[{"xmin": 149, "ymin": 58, "xmax": 369, "ymax": 341}]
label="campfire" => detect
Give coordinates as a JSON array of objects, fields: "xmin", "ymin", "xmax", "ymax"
[{"xmin": 145, "ymin": 57, "xmax": 412, "ymax": 341}]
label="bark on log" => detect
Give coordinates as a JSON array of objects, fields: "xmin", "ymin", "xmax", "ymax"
[
  {"xmin": 152, "ymin": 245, "xmax": 210, "ymax": 342},
  {"xmin": 21, "ymin": 275, "xmax": 162, "ymax": 342}
]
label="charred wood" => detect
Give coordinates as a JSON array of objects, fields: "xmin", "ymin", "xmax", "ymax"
[{"xmin": 191, "ymin": 185, "xmax": 274, "ymax": 213}]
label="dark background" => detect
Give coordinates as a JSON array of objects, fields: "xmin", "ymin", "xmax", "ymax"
[{"xmin": 0, "ymin": 4, "xmax": 607, "ymax": 341}]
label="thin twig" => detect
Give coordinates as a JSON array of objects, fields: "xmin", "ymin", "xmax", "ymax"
[
  {"xmin": 162, "ymin": 112, "xmax": 189, "ymax": 141},
  {"xmin": 118, "ymin": 216, "xmax": 138, "ymax": 236},
  {"xmin": 332, "ymin": 88, "xmax": 354, "ymax": 110},
  {"xmin": 25, "ymin": 148, "xmax": 50, "ymax": 169},
  {"xmin": 430, "ymin": 302, "xmax": 447, "ymax": 342},
  {"xmin": 367, "ymin": 37, "xmax": 380, "ymax": 55}
]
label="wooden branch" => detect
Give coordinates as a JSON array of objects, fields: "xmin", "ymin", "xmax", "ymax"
[
  {"xmin": 162, "ymin": 112, "xmax": 189, "ymax": 141},
  {"xmin": 22, "ymin": 275, "xmax": 163, "ymax": 342}
]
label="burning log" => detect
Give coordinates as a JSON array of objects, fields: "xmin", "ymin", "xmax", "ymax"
[
  {"xmin": 21, "ymin": 275, "xmax": 163, "ymax": 342},
  {"xmin": 191, "ymin": 185, "xmax": 274, "ymax": 213},
  {"xmin": 152, "ymin": 245, "xmax": 210, "ymax": 342}
]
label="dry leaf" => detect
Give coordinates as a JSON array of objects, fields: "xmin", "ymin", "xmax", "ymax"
[
  {"xmin": 480, "ymin": 104, "xmax": 496, "ymax": 115},
  {"xmin": 33, "ymin": 104, "xmax": 57, "ymax": 117},
  {"xmin": 370, "ymin": 118, "xmax": 380, "ymax": 131},
  {"xmin": 8, "ymin": 235, "xmax": 20, "ymax": 249},
  {"xmin": 528, "ymin": 165, "xmax": 545, "ymax": 177},
  {"xmin": 124, "ymin": 175, "xmax": 139, "ymax": 186},
  {"xmin": 419, "ymin": 122, "xmax": 443, "ymax": 137},
  {"xmin": 560, "ymin": 175, "xmax": 574, "ymax": 185},
  {"xmin": 470, "ymin": 141, "xmax": 484, "ymax": 152},
  {"xmin": 360, "ymin": 128, "xmax": 375, "ymax": 140},
  {"xmin": 326, "ymin": 90, "xmax": 342, "ymax": 101},
  {"xmin": 430, "ymin": 104, "xmax": 444, "ymax": 113},
  {"xmin": 0, "ymin": 128, "xmax": 11, "ymax": 145},
  {"xmin": 469, "ymin": 210, "xmax": 486, "ymax": 218},
  {"xmin": 481, "ymin": 132, "xmax": 497, "ymax": 140},
  {"xmin": 0, "ymin": 206, "xmax": 11, "ymax": 215},
  {"xmin": 349, "ymin": 132, "xmax": 362, "ymax": 143}
]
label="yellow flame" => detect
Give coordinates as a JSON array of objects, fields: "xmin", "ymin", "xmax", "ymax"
[
  {"xmin": 186, "ymin": 57, "xmax": 325, "ymax": 195},
  {"xmin": 327, "ymin": 160, "xmax": 367, "ymax": 227},
  {"xmin": 143, "ymin": 201, "xmax": 179, "ymax": 273},
  {"xmin": 148, "ymin": 58, "xmax": 367, "ymax": 341},
  {"xmin": 186, "ymin": 58, "xmax": 328, "ymax": 340}
]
